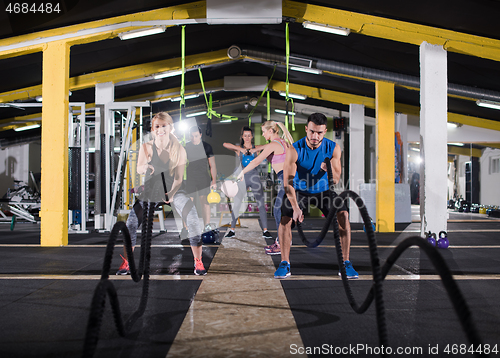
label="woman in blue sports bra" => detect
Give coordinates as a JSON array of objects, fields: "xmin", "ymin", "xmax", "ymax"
[{"xmin": 236, "ymin": 121, "xmax": 294, "ymax": 255}]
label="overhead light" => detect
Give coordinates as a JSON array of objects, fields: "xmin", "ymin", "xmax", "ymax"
[
  {"xmin": 447, "ymin": 122, "xmax": 458, "ymax": 128},
  {"xmin": 14, "ymin": 124, "xmax": 40, "ymax": 132},
  {"xmin": 153, "ymin": 69, "xmax": 184, "ymax": 79},
  {"xmin": 170, "ymin": 93, "xmax": 200, "ymax": 102},
  {"xmin": 220, "ymin": 119, "xmax": 232, "ymax": 123},
  {"xmin": 275, "ymin": 109, "xmax": 296, "ymax": 116},
  {"xmin": 279, "ymin": 91, "xmax": 307, "ymax": 100},
  {"xmin": 178, "ymin": 121, "xmax": 189, "ymax": 132},
  {"xmin": 476, "ymin": 99, "xmax": 500, "ymax": 110},
  {"xmin": 449, "ymin": 143, "xmax": 465, "ymax": 147},
  {"xmin": 118, "ymin": 26, "xmax": 166, "ymax": 40},
  {"xmin": 186, "ymin": 110, "xmax": 207, "ymax": 118},
  {"xmin": 409, "ymin": 147, "xmax": 420, "ymax": 152},
  {"xmin": 302, "ymin": 21, "xmax": 350, "ymax": 36},
  {"xmin": 289, "ymin": 66, "xmax": 322, "ymax": 75},
  {"xmin": 151, "ymin": 98, "xmax": 169, "ymax": 104}
]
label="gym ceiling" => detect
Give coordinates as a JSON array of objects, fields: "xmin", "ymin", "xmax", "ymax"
[{"xmin": 1, "ymin": 0, "xmax": 500, "ymax": 147}]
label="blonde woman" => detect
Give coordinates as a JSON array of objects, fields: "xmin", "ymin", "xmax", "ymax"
[
  {"xmin": 117, "ymin": 112, "xmax": 206, "ymax": 276},
  {"xmin": 236, "ymin": 121, "xmax": 294, "ymax": 255}
]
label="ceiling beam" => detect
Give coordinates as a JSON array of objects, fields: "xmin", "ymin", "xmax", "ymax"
[
  {"xmin": 0, "ymin": 1, "xmax": 206, "ymax": 59},
  {"xmin": 448, "ymin": 146, "xmax": 482, "ymax": 158},
  {"xmin": 284, "ymin": 1, "xmax": 500, "ymax": 62},
  {"xmin": 0, "ymin": 50, "xmax": 230, "ymax": 103}
]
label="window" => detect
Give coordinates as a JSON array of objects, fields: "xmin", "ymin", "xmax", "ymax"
[{"xmin": 490, "ymin": 157, "xmax": 500, "ymax": 174}]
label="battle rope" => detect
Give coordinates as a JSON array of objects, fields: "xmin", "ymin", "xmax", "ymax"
[
  {"xmin": 82, "ymin": 201, "xmax": 155, "ymax": 358},
  {"xmin": 296, "ymin": 158, "xmax": 486, "ymax": 357}
]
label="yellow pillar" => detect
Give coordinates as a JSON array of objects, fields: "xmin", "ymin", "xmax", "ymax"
[
  {"xmin": 375, "ymin": 81, "xmax": 395, "ymax": 232},
  {"xmin": 40, "ymin": 41, "xmax": 70, "ymax": 246}
]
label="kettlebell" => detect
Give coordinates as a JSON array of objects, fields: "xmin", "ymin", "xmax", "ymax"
[
  {"xmin": 242, "ymin": 150, "xmax": 253, "ymax": 168},
  {"xmin": 207, "ymin": 189, "xmax": 221, "ymax": 204},
  {"xmin": 437, "ymin": 231, "xmax": 449, "ymax": 249},
  {"xmin": 202, "ymin": 231, "xmax": 216, "ymax": 244},
  {"xmin": 426, "ymin": 231, "xmax": 436, "ymax": 246}
]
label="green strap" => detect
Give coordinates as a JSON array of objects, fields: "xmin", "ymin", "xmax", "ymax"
[
  {"xmin": 267, "ymin": 90, "xmax": 270, "ymax": 121},
  {"xmin": 198, "ymin": 68, "xmax": 238, "ymax": 121},
  {"xmin": 247, "ymin": 64, "xmax": 277, "ymax": 125},
  {"xmin": 284, "ymin": 23, "xmax": 296, "ymax": 131}
]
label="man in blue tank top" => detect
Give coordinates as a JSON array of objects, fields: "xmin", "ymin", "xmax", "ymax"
[{"xmin": 274, "ymin": 113, "xmax": 358, "ymax": 279}]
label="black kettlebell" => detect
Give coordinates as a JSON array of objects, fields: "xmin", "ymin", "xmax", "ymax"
[{"xmin": 426, "ymin": 231, "xmax": 436, "ymax": 246}]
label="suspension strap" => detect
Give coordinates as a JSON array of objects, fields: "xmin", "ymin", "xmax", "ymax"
[
  {"xmin": 198, "ymin": 67, "xmax": 238, "ymax": 121},
  {"xmin": 267, "ymin": 90, "xmax": 270, "ymax": 121},
  {"xmin": 285, "ymin": 22, "xmax": 295, "ymax": 131}
]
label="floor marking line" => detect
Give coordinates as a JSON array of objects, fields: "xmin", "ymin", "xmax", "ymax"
[{"xmin": 1, "ymin": 274, "xmax": 500, "ymax": 281}]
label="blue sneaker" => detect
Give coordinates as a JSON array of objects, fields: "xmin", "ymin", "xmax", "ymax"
[
  {"xmin": 338, "ymin": 260, "xmax": 358, "ymax": 279},
  {"xmin": 274, "ymin": 261, "xmax": 291, "ymax": 279}
]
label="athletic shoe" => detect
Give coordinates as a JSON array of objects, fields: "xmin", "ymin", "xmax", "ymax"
[
  {"xmin": 274, "ymin": 260, "xmax": 291, "ymax": 279},
  {"xmin": 203, "ymin": 224, "xmax": 212, "ymax": 233},
  {"xmin": 262, "ymin": 230, "xmax": 273, "ymax": 239},
  {"xmin": 194, "ymin": 258, "xmax": 207, "ymax": 276},
  {"xmin": 265, "ymin": 242, "xmax": 281, "ymax": 255},
  {"xmin": 225, "ymin": 230, "xmax": 236, "ymax": 238},
  {"xmin": 338, "ymin": 260, "xmax": 359, "ymax": 279},
  {"xmin": 116, "ymin": 255, "xmax": 130, "ymax": 275},
  {"xmin": 264, "ymin": 242, "xmax": 274, "ymax": 250}
]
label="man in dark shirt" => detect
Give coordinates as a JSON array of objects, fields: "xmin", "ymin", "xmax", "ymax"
[{"xmin": 184, "ymin": 126, "xmax": 217, "ymax": 230}]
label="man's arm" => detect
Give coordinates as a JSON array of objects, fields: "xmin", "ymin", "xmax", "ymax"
[
  {"xmin": 208, "ymin": 156, "xmax": 217, "ymax": 189},
  {"xmin": 320, "ymin": 144, "xmax": 342, "ymax": 184},
  {"xmin": 283, "ymin": 146, "xmax": 303, "ymax": 223},
  {"xmin": 330, "ymin": 145, "xmax": 342, "ymax": 184}
]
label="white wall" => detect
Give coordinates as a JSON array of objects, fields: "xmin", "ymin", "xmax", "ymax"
[{"xmin": 480, "ymin": 148, "xmax": 500, "ymax": 206}]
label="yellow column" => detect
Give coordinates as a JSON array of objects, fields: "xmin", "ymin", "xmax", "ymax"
[
  {"xmin": 40, "ymin": 41, "xmax": 70, "ymax": 246},
  {"xmin": 375, "ymin": 81, "xmax": 395, "ymax": 232}
]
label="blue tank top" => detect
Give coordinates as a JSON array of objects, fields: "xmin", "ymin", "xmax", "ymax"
[{"xmin": 292, "ymin": 137, "xmax": 336, "ymax": 194}]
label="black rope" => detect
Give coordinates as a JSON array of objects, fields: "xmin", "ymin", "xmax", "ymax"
[
  {"xmin": 294, "ymin": 158, "xmax": 486, "ymax": 357},
  {"xmin": 82, "ymin": 201, "xmax": 156, "ymax": 358}
]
